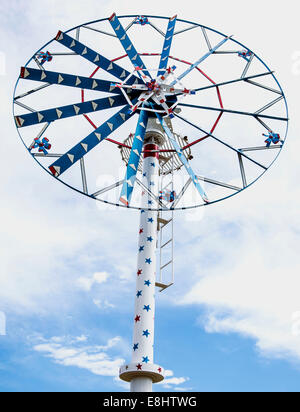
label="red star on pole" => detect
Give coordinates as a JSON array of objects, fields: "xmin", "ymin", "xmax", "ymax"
[
  {"xmin": 135, "ymin": 315, "xmax": 141, "ymax": 323},
  {"xmin": 136, "ymin": 364, "xmax": 142, "ymax": 370},
  {"xmin": 158, "ymin": 367, "xmax": 162, "ymax": 373},
  {"xmin": 139, "ymin": 228, "xmax": 144, "ymax": 234},
  {"xmin": 137, "ymin": 269, "xmax": 142, "ymax": 276}
]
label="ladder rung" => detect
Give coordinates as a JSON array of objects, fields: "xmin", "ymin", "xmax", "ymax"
[
  {"xmin": 161, "ymin": 239, "xmax": 172, "ymax": 249},
  {"xmin": 159, "ymin": 155, "xmax": 171, "ymax": 163},
  {"xmin": 160, "ymin": 260, "xmax": 172, "ymax": 270},
  {"xmin": 158, "ymin": 217, "xmax": 172, "ymax": 227},
  {"xmin": 155, "ymin": 282, "xmax": 174, "ymax": 292}
]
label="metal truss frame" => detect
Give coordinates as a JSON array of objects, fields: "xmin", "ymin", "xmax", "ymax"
[{"xmin": 13, "ymin": 14, "xmax": 289, "ymax": 211}]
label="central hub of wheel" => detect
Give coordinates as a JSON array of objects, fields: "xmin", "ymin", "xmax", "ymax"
[
  {"xmin": 111, "ymin": 65, "xmax": 194, "ymax": 119},
  {"xmin": 146, "ymin": 79, "xmax": 160, "ymax": 91}
]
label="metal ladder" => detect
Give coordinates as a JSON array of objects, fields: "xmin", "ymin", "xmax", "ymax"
[{"xmin": 155, "ymin": 158, "xmax": 174, "ymax": 292}]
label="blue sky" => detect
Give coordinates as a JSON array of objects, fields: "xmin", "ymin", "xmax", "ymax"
[{"xmin": 0, "ymin": 0, "xmax": 300, "ymax": 392}]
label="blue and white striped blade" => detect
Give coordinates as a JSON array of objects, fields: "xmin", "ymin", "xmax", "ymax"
[
  {"xmin": 48, "ymin": 102, "xmax": 137, "ymax": 177},
  {"xmin": 19, "ymin": 67, "xmax": 122, "ymax": 94},
  {"xmin": 170, "ymin": 36, "xmax": 230, "ymax": 86},
  {"xmin": 15, "ymin": 94, "xmax": 127, "ymax": 128},
  {"xmin": 109, "ymin": 13, "xmax": 152, "ymax": 80},
  {"xmin": 156, "ymin": 114, "xmax": 209, "ymax": 203},
  {"xmin": 119, "ymin": 110, "xmax": 149, "ymax": 206},
  {"xmin": 55, "ymin": 31, "xmax": 142, "ymax": 86},
  {"xmin": 157, "ymin": 15, "xmax": 177, "ymax": 77}
]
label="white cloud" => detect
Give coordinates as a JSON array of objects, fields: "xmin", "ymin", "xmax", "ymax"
[
  {"xmin": 157, "ymin": 369, "xmax": 189, "ymax": 388},
  {"xmin": 163, "ymin": 377, "xmax": 188, "ymax": 386},
  {"xmin": 174, "ymin": 386, "xmax": 194, "ymax": 392},
  {"xmin": 33, "ymin": 335, "xmax": 187, "ymax": 389},
  {"xmin": 77, "ymin": 272, "xmax": 109, "ymax": 291},
  {"xmin": 93, "ymin": 299, "xmax": 115, "ymax": 310},
  {"xmin": 76, "ymin": 335, "xmax": 88, "ymax": 342},
  {"xmin": 33, "ymin": 335, "xmax": 125, "ymax": 377}
]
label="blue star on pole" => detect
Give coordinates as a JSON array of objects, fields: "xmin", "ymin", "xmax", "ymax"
[
  {"xmin": 148, "ymin": 200, "xmax": 153, "ymax": 205},
  {"xmin": 148, "ymin": 218, "xmax": 154, "ymax": 223},
  {"xmin": 142, "ymin": 356, "xmax": 149, "ymax": 363},
  {"xmin": 133, "ymin": 343, "xmax": 139, "ymax": 351},
  {"xmin": 141, "ymin": 210, "xmax": 145, "ymax": 214},
  {"xmin": 149, "ymin": 181, "xmax": 155, "ymax": 186},
  {"xmin": 143, "ymin": 172, "xmax": 147, "ymax": 177},
  {"xmin": 143, "ymin": 305, "xmax": 151, "ymax": 312},
  {"xmin": 136, "ymin": 290, "xmax": 142, "ymax": 298},
  {"xmin": 145, "ymin": 258, "xmax": 152, "ymax": 265},
  {"xmin": 150, "ymin": 162, "xmax": 155, "ymax": 167},
  {"xmin": 144, "ymin": 280, "xmax": 151, "ymax": 286},
  {"xmin": 143, "ymin": 329, "xmax": 150, "ymax": 338},
  {"xmin": 147, "ymin": 236, "xmax": 153, "ymax": 242},
  {"xmin": 139, "ymin": 246, "xmax": 144, "ymax": 252}
]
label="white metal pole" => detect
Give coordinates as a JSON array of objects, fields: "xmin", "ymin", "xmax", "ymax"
[
  {"xmin": 119, "ymin": 127, "xmax": 165, "ymax": 391},
  {"xmin": 130, "ymin": 141, "xmax": 159, "ymax": 392}
]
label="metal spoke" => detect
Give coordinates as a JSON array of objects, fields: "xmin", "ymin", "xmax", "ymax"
[
  {"xmin": 197, "ymin": 176, "xmax": 242, "ymax": 191},
  {"xmin": 170, "ymin": 35, "xmax": 231, "ymax": 86},
  {"xmin": 49, "ymin": 52, "xmax": 76, "ymax": 56},
  {"xmin": 239, "ymin": 145, "xmax": 282, "ymax": 152},
  {"xmin": 125, "ymin": 18, "xmax": 137, "ymax": 32},
  {"xmin": 175, "ymin": 113, "xmax": 268, "ymax": 170},
  {"xmin": 238, "ymin": 153, "xmax": 247, "ymax": 188},
  {"xmin": 33, "ymin": 152, "xmax": 61, "ymax": 158},
  {"xmin": 136, "ymin": 178, "xmax": 165, "ymax": 208},
  {"xmin": 254, "ymin": 96, "xmax": 284, "ymax": 114},
  {"xmin": 245, "ymin": 79, "xmax": 283, "ymax": 95},
  {"xmin": 14, "ymin": 100, "xmax": 36, "ymax": 113},
  {"xmin": 14, "ymin": 83, "xmax": 51, "ymax": 100},
  {"xmin": 92, "ymin": 180, "xmax": 125, "ymax": 197},
  {"xmin": 80, "ymin": 157, "xmax": 88, "ymax": 194},
  {"xmin": 201, "ymin": 27, "xmax": 212, "ymax": 50},
  {"xmin": 148, "ymin": 21, "xmax": 165, "ymax": 37},
  {"xmin": 33, "ymin": 56, "xmax": 44, "ymax": 70},
  {"xmin": 82, "ymin": 25, "xmax": 117, "ymax": 38},
  {"xmin": 255, "ymin": 116, "xmax": 273, "ymax": 132},
  {"xmin": 191, "ymin": 71, "xmax": 274, "ymax": 94},
  {"xmin": 170, "ymin": 178, "xmax": 192, "ymax": 208},
  {"xmin": 174, "ymin": 24, "xmax": 198, "ymax": 36},
  {"xmin": 213, "ymin": 51, "xmax": 241, "ymax": 54},
  {"xmin": 241, "ymin": 53, "xmax": 254, "ymax": 78},
  {"xmin": 177, "ymin": 102, "xmax": 288, "ymax": 122}
]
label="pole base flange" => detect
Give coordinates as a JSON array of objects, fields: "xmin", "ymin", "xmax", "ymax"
[{"xmin": 119, "ymin": 363, "xmax": 165, "ymax": 383}]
